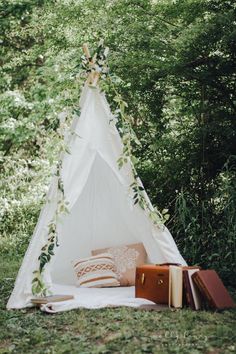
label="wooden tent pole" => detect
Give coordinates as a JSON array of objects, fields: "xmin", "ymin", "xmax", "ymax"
[
  {"xmin": 82, "ymin": 43, "xmax": 91, "ymax": 59},
  {"xmin": 82, "ymin": 43, "xmax": 100, "ymax": 87}
]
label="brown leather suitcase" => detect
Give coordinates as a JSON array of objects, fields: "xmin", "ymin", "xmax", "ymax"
[
  {"xmin": 135, "ymin": 264, "xmax": 171, "ymax": 304},
  {"xmin": 135, "ymin": 264, "xmax": 200, "ymax": 305},
  {"xmin": 192, "ymin": 270, "xmax": 236, "ymax": 310}
]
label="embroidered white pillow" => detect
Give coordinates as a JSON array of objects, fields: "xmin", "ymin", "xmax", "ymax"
[
  {"xmin": 92, "ymin": 243, "xmax": 147, "ymax": 286},
  {"xmin": 73, "ymin": 253, "xmax": 120, "ymax": 288}
]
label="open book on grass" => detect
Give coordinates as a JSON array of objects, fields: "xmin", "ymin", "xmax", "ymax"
[{"xmin": 31, "ymin": 295, "xmax": 74, "ymax": 305}]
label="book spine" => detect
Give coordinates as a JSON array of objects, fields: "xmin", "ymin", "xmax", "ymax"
[
  {"xmin": 193, "ymin": 275, "xmax": 215, "ymax": 308},
  {"xmin": 183, "ymin": 271, "xmax": 195, "ymax": 310}
]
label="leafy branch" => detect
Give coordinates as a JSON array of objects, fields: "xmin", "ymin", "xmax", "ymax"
[
  {"xmin": 32, "ymin": 142, "xmax": 70, "ymax": 296},
  {"xmin": 107, "ymin": 77, "xmax": 169, "ymax": 227}
]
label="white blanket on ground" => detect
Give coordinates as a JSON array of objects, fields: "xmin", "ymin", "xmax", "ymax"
[{"xmin": 40, "ymin": 284, "xmax": 156, "ymax": 313}]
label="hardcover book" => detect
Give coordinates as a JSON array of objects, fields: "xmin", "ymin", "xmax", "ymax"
[
  {"xmin": 169, "ymin": 266, "xmax": 183, "ymax": 308},
  {"xmin": 192, "ymin": 270, "xmax": 235, "ymax": 310},
  {"xmin": 31, "ymin": 295, "xmax": 74, "ymax": 305},
  {"xmin": 183, "ymin": 269, "xmax": 202, "ymax": 310}
]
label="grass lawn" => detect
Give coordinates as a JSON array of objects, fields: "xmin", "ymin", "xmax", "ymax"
[{"xmin": 0, "ymin": 256, "xmax": 235, "ymax": 354}]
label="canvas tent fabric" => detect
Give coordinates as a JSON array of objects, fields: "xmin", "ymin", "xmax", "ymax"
[{"xmin": 7, "ymin": 85, "xmax": 187, "ymax": 311}]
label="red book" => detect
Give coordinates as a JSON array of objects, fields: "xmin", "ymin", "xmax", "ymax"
[
  {"xmin": 183, "ymin": 269, "xmax": 202, "ymax": 310},
  {"xmin": 192, "ymin": 270, "xmax": 235, "ymax": 310}
]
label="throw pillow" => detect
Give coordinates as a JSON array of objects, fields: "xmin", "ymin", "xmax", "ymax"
[
  {"xmin": 92, "ymin": 243, "xmax": 147, "ymax": 286},
  {"xmin": 73, "ymin": 253, "xmax": 120, "ymax": 288}
]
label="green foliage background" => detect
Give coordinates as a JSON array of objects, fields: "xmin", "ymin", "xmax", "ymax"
[{"xmin": 0, "ymin": 0, "xmax": 236, "ymax": 285}]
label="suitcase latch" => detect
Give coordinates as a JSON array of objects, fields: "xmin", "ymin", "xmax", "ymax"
[{"xmin": 141, "ymin": 273, "xmax": 145, "ymax": 285}]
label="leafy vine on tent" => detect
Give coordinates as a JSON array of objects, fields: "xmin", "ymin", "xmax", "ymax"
[
  {"xmin": 109, "ymin": 88, "xmax": 169, "ymax": 226},
  {"xmin": 32, "ymin": 40, "xmax": 169, "ymax": 296},
  {"xmin": 32, "ymin": 136, "xmax": 70, "ymax": 295}
]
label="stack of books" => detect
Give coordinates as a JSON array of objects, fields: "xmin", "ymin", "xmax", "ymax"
[{"xmin": 169, "ymin": 266, "xmax": 235, "ymax": 311}]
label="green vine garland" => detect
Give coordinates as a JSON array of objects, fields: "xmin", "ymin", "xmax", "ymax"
[
  {"xmin": 111, "ymin": 88, "xmax": 170, "ymax": 226},
  {"xmin": 32, "ymin": 141, "xmax": 70, "ymax": 296}
]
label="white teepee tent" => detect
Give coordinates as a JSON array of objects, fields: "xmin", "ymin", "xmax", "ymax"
[{"xmin": 7, "ymin": 48, "xmax": 186, "ymax": 311}]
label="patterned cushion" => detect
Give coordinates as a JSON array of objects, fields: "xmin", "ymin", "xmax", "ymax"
[
  {"xmin": 92, "ymin": 243, "xmax": 147, "ymax": 286},
  {"xmin": 73, "ymin": 253, "xmax": 120, "ymax": 288}
]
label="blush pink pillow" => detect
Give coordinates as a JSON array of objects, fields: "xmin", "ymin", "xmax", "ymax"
[{"xmin": 92, "ymin": 243, "xmax": 147, "ymax": 286}]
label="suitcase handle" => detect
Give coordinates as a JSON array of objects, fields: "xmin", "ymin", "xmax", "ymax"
[{"xmin": 156, "ymin": 263, "xmax": 181, "ymax": 266}]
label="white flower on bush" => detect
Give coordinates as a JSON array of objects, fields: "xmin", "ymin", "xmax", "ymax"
[
  {"xmin": 5, "ymin": 90, "xmax": 34, "ymax": 109},
  {"xmin": 58, "ymin": 110, "xmax": 68, "ymax": 124},
  {"xmin": 6, "ymin": 90, "xmax": 26, "ymax": 107},
  {"xmin": 0, "ymin": 117, "xmax": 17, "ymax": 130},
  {"xmin": 0, "ymin": 198, "xmax": 10, "ymax": 209},
  {"xmin": 0, "ymin": 198, "xmax": 11, "ymax": 220}
]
